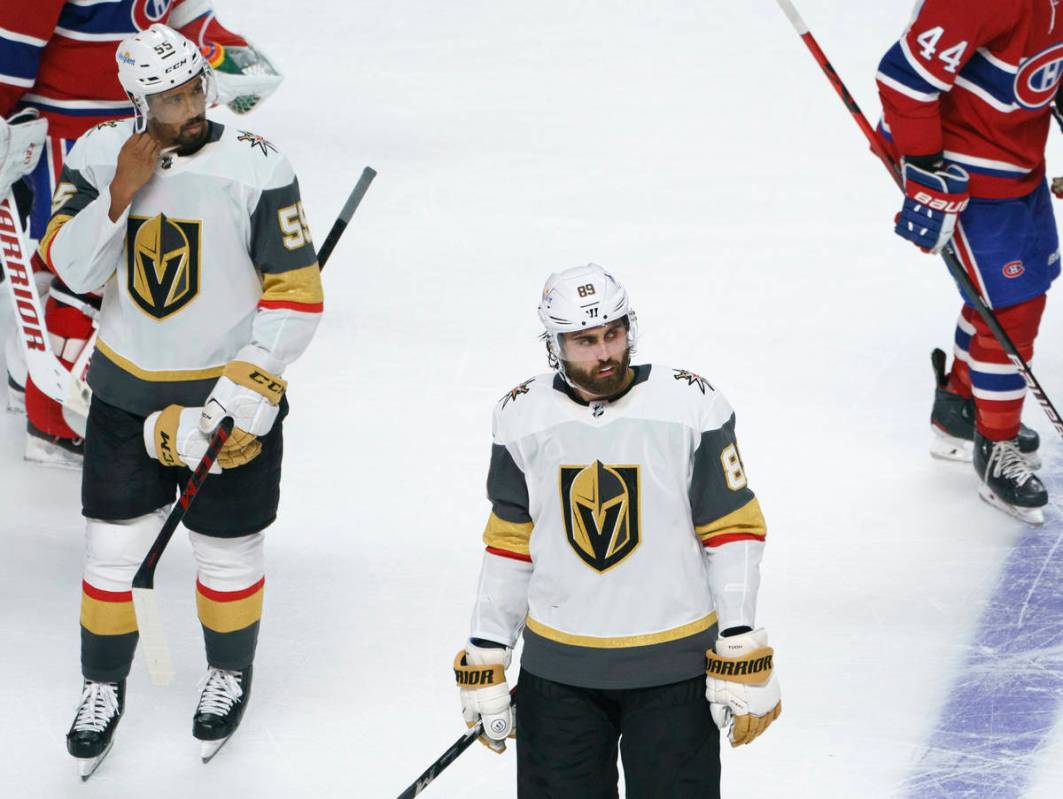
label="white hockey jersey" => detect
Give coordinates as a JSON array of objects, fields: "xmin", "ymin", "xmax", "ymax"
[
  {"xmin": 39, "ymin": 119, "xmax": 322, "ymax": 415},
  {"xmin": 470, "ymin": 365, "xmax": 768, "ymax": 690}
]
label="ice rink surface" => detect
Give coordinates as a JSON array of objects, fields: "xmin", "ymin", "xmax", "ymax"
[{"xmin": 4, "ymin": 0, "xmax": 1063, "ymax": 796}]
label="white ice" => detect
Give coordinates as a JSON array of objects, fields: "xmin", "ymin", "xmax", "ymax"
[{"xmin": 4, "ymin": 0, "xmax": 1063, "ymax": 796}]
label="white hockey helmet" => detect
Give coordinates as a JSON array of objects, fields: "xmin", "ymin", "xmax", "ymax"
[
  {"xmin": 538, "ymin": 263, "xmax": 638, "ymax": 370},
  {"xmin": 116, "ymin": 24, "xmax": 217, "ymax": 132}
]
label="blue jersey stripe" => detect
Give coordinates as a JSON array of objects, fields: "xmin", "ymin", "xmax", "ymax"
[
  {"xmin": 21, "ymin": 99, "xmax": 133, "ymax": 118},
  {"xmin": 57, "ymin": 2, "xmax": 164, "ymax": 37},
  {"xmin": 878, "ymin": 42, "xmax": 942, "ymax": 97},
  {"xmin": 0, "ymin": 38, "xmax": 43, "ymax": 81},
  {"xmin": 958, "ymin": 51, "xmax": 1017, "ymax": 107}
]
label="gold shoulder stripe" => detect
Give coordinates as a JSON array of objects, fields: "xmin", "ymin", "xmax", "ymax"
[
  {"xmin": 526, "ymin": 612, "xmax": 717, "ymax": 649},
  {"xmin": 96, "ymin": 338, "xmax": 225, "ymax": 382},
  {"xmin": 483, "ymin": 512, "xmax": 533, "ymax": 555},
  {"xmin": 37, "ymin": 212, "xmax": 74, "ymax": 268},
  {"xmin": 696, "ymin": 497, "xmax": 767, "ymax": 542},
  {"xmin": 261, "ymin": 263, "xmax": 324, "ymax": 305}
]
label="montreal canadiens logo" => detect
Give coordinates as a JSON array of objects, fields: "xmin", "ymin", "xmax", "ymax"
[
  {"xmin": 1002, "ymin": 260, "xmax": 1025, "ymax": 279},
  {"xmin": 1014, "ymin": 43, "xmax": 1063, "ymax": 109},
  {"xmin": 132, "ymin": 0, "xmax": 173, "ymax": 31}
]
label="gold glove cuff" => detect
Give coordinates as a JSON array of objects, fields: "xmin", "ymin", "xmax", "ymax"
[
  {"xmin": 223, "ymin": 360, "xmax": 287, "ymax": 405},
  {"xmin": 154, "ymin": 404, "xmax": 184, "ymax": 468},
  {"xmin": 705, "ymin": 646, "xmax": 774, "ymax": 685},
  {"xmin": 453, "ymin": 650, "xmax": 506, "ymax": 689}
]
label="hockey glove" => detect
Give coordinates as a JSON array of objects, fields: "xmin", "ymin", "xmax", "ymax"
[
  {"xmin": 199, "ymin": 360, "xmax": 286, "ymax": 466},
  {"xmin": 895, "ymin": 160, "xmax": 969, "ymax": 254},
  {"xmin": 0, "ymin": 109, "xmax": 47, "ymax": 193},
  {"xmin": 203, "ymin": 42, "xmax": 283, "ymax": 114},
  {"xmin": 705, "ymin": 628, "xmax": 782, "ymax": 747},
  {"xmin": 144, "ymin": 405, "xmax": 258, "ymax": 472},
  {"xmin": 454, "ymin": 644, "xmax": 515, "ymax": 753}
]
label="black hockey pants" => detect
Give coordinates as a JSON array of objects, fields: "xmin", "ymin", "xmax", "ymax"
[{"xmin": 516, "ymin": 668, "xmax": 721, "ymax": 799}]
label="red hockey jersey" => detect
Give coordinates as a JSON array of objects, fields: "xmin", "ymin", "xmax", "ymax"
[
  {"xmin": 877, "ymin": 0, "xmax": 1063, "ymax": 198},
  {"xmin": 0, "ymin": 0, "xmax": 245, "ymax": 139}
]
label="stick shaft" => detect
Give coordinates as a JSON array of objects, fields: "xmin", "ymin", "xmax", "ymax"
[{"xmin": 317, "ymin": 166, "xmax": 377, "ymax": 268}]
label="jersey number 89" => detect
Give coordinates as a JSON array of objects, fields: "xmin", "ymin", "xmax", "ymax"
[{"xmin": 720, "ymin": 444, "xmax": 747, "ymax": 491}]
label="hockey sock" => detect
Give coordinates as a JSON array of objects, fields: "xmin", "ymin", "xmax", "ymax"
[
  {"xmin": 190, "ymin": 532, "xmax": 265, "ymax": 670},
  {"xmin": 946, "ymin": 305, "xmax": 976, "ymax": 398},
  {"xmin": 969, "ymin": 294, "xmax": 1045, "ymax": 441}
]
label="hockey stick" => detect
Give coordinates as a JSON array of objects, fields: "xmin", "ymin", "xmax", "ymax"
[
  {"xmin": 774, "ymin": 0, "xmax": 1063, "ymax": 438},
  {"xmin": 129, "ymin": 165, "xmax": 378, "ymax": 685},
  {"xmin": 0, "ymin": 191, "xmax": 72, "ymax": 404},
  {"xmin": 132, "ymin": 417, "xmax": 234, "ymax": 685},
  {"xmin": 317, "ymin": 166, "xmax": 377, "ymax": 266},
  {"xmin": 396, "ymin": 688, "xmax": 518, "ymax": 799}
]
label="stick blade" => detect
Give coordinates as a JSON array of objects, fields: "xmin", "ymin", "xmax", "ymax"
[{"xmin": 132, "ymin": 587, "xmax": 175, "ymax": 686}]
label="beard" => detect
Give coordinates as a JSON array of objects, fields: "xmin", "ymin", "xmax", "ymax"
[
  {"xmin": 173, "ymin": 114, "xmax": 209, "ymax": 155},
  {"xmin": 564, "ymin": 347, "xmax": 632, "ymax": 398}
]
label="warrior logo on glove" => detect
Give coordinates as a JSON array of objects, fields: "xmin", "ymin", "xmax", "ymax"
[
  {"xmin": 127, "ymin": 213, "xmax": 201, "ymax": 319},
  {"xmin": 560, "ymin": 461, "xmax": 641, "ymax": 572}
]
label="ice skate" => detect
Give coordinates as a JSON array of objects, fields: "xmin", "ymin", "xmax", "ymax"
[
  {"xmin": 24, "ymin": 421, "xmax": 84, "ymax": 470},
  {"xmin": 6, "ymin": 373, "xmax": 25, "ymax": 413},
  {"xmin": 194, "ymin": 665, "xmax": 253, "ymax": 763},
  {"xmin": 66, "ymin": 679, "xmax": 124, "ymax": 781},
  {"xmin": 974, "ymin": 432, "xmax": 1048, "ymax": 526},
  {"xmin": 930, "ymin": 349, "xmax": 1040, "ymax": 468}
]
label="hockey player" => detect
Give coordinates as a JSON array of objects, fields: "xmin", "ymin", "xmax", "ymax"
[
  {"xmin": 453, "ymin": 265, "xmax": 781, "ymax": 797},
  {"xmin": 46, "ymin": 25, "xmax": 321, "ymax": 777},
  {"xmin": 877, "ymin": 1, "xmax": 1063, "ymax": 524},
  {"xmin": 0, "ymin": 0, "xmax": 281, "ymax": 467}
]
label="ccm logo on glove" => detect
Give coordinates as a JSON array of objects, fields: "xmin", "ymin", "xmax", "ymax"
[{"xmin": 248, "ymin": 370, "xmax": 285, "ymax": 399}]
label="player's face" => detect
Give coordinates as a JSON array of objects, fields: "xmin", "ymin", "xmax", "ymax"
[
  {"xmin": 560, "ymin": 320, "xmax": 632, "ymax": 397},
  {"xmin": 146, "ymin": 75, "xmax": 209, "ymax": 151}
]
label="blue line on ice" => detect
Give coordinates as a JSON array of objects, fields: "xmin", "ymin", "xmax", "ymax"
[{"xmin": 902, "ymin": 467, "xmax": 1063, "ymax": 798}]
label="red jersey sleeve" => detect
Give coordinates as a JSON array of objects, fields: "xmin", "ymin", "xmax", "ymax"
[
  {"xmin": 0, "ymin": 0, "xmax": 65, "ymax": 116},
  {"xmin": 876, "ymin": 0, "xmax": 1016, "ymax": 157}
]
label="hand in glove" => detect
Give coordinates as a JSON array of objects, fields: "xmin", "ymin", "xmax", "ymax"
[
  {"xmin": 895, "ymin": 159, "xmax": 969, "ymax": 254},
  {"xmin": 198, "ymin": 360, "xmax": 286, "ymax": 467},
  {"xmin": 144, "ymin": 405, "xmax": 259, "ymax": 472},
  {"xmin": 0, "ymin": 109, "xmax": 47, "ymax": 193},
  {"xmin": 705, "ymin": 628, "xmax": 782, "ymax": 747},
  {"xmin": 454, "ymin": 643, "xmax": 515, "ymax": 753}
]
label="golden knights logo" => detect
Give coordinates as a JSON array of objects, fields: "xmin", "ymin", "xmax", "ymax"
[
  {"xmin": 126, "ymin": 214, "xmax": 201, "ymax": 320},
  {"xmin": 559, "ymin": 461, "xmax": 641, "ymax": 572}
]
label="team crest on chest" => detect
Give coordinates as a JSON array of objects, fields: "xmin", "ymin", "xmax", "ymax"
[
  {"xmin": 126, "ymin": 213, "xmax": 201, "ymax": 320},
  {"xmin": 237, "ymin": 131, "xmax": 277, "ymax": 157},
  {"xmin": 559, "ymin": 461, "xmax": 641, "ymax": 573},
  {"xmin": 673, "ymin": 368, "xmax": 712, "ymax": 394}
]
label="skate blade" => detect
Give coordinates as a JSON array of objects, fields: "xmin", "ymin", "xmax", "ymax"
[
  {"xmin": 977, "ymin": 484, "xmax": 1045, "ymax": 526},
  {"xmin": 23, "ymin": 435, "xmax": 83, "ymax": 470},
  {"xmin": 76, "ymin": 740, "xmax": 113, "ymax": 781},
  {"xmin": 200, "ymin": 735, "xmax": 232, "ymax": 763},
  {"xmin": 930, "ymin": 428, "xmax": 973, "ymax": 462}
]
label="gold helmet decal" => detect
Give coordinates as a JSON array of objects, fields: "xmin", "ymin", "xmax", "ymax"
[
  {"xmin": 559, "ymin": 461, "xmax": 641, "ymax": 572},
  {"xmin": 126, "ymin": 213, "xmax": 201, "ymax": 319}
]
